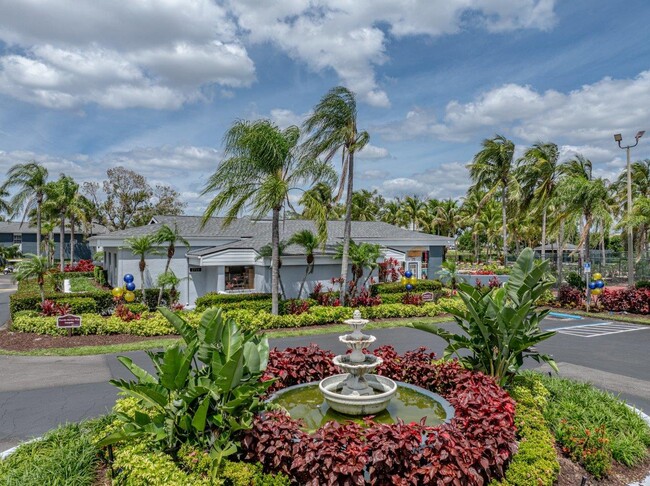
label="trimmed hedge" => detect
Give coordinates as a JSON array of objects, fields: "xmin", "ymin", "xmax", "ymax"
[
  {"xmin": 195, "ymin": 292, "xmax": 272, "ymax": 311},
  {"xmin": 50, "ymin": 271, "xmax": 95, "ymax": 288},
  {"xmin": 371, "ymin": 279, "xmax": 443, "ymax": 295},
  {"xmin": 493, "ymin": 375, "xmax": 559, "ymax": 486},
  {"xmin": 10, "ymin": 290, "xmax": 114, "ymax": 316}
]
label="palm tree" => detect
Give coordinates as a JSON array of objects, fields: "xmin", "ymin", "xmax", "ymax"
[
  {"xmin": 153, "ymin": 224, "xmax": 190, "ymax": 306},
  {"xmin": 613, "ymin": 159, "xmax": 650, "ymax": 256},
  {"xmin": 257, "ymin": 241, "xmax": 288, "ymax": 299},
  {"xmin": 303, "ymin": 86, "xmax": 369, "ymax": 306},
  {"xmin": 351, "ymin": 189, "xmax": 383, "ymax": 221},
  {"xmin": 202, "ymin": 120, "xmax": 333, "ymax": 315},
  {"xmin": 156, "ymin": 270, "xmax": 183, "ymax": 306},
  {"xmin": 124, "ymin": 234, "xmax": 159, "ymax": 305},
  {"xmin": 287, "ymin": 229, "xmax": 321, "ymax": 298},
  {"xmin": 44, "ymin": 175, "xmax": 79, "ymax": 271},
  {"xmin": 518, "ymin": 142, "xmax": 561, "ymax": 261},
  {"xmin": 434, "ymin": 199, "xmax": 461, "ymax": 237},
  {"xmin": 334, "ymin": 240, "xmax": 381, "ymax": 294},
  {"xmin": 3, "ymin": 162, "xmax": 49, "ymax": 256},
  {"xmin": 558, "ymin": 155, "xmax": 611, "ymax": 263},
  {"xmin": 380, "ymin": 199, "xmax": 408, "ymax": 228},
  {"xmin": 468, "ymin": 135, "xmax": 515, "ymax": 263},
  {"xmin": 0, "ymin": 186, "xmax": 12, "ymax": 219},
  {"xmin": 299, "ymin": 182, "xmax": 342, "ymax": 233},
  {"xmin": 401, "ymin": 196, "xmax": 427, "ymax": 231},
  {"xmin": 14, "ymin": 254, "xmax": 51, "ymax": 302}
]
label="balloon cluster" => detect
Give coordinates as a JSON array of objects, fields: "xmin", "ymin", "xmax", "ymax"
[
  {"xmin": 588, "ymin": 272, "xmax": 605, "ymax": 296},
  {"xmin": 111, "ymin": 274, "xmax": 136, "ymax": 302},
  {"xmin": 401, "ymin": 270, "xmax": 417, "ymax": 291}
]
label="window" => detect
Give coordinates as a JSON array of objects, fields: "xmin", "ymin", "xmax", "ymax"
[
  {"xmin": 12, "ymin": 234, "xmax": 22, "ymax": 245},
  {"xmin": 225, "ymin": 266, "xmax": 254, "ymax": 290}
]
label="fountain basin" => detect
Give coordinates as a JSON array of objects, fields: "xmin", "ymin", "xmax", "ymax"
[
  {"xmin": 319, "ymin": 373, "xmax": 397, "ymax": 415},
  {"xmin": 332, "ymin": 354, "xmax": 382, "ymax": 375},
  {"xmin": 269, "ymin": 380, "xmax": 454, "ymax": 431}
]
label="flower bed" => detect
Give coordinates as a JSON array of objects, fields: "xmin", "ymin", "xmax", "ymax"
[{"xmin": 244, "ymin": 345, "xmax": 517, "ymax": 485}]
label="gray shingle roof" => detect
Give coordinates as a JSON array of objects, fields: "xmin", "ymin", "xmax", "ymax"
[
  {"xmin": 92, "ymin": 215, "xmax": 453, "ymax": 253},
  {"xmin": 0, "ymin": 221, "xmax": 108, "ymax": 235}
]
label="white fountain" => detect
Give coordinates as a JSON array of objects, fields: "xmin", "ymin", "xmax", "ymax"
[{"xmin": 318, "ymin": 310, "xmax": 398, "ymax": 415}]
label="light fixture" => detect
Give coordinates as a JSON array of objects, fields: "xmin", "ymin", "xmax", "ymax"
[
  {"xmin": 636, "ymin": 130, "xmax": 645, "ymax": 139},
  {"xmin": 614, "ymin": 133, "xmax": 622, "ymax": 142}
]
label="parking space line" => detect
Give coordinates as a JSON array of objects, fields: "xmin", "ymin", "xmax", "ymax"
[{"xmin": 552, "ymin": 321, "xmax": 649, "ymax": 338}]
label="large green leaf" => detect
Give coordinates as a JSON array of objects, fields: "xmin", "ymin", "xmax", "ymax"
[
  {"xmin": 197, "ymin": 308, "xmax": 226, "ymax": 364},
  {"xmin": 116, "ymin": 356, "xmax": 157, "ymax": 384},
  {"xmin": 192, "ymin": 396, "xmax": 211, "ymax": 432},
  {"xmin": 159, "ymin": 307, "xmax": 197, "ymax": 344},
  {"xmin": 109, "ymin": 380, "xmax": 167, "ymax": 408},
  {"xmin": 158, "ymin": 344, "xmax": 192, "ymax": 391}
]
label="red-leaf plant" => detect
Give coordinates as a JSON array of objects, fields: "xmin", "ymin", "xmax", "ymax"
[
  {"xmin": 40, "ymin": 299, "xmax": 71, "ymax": 316},
  {"xmin": 245, "ymin": 345, "xmax": 517, "ymax": 485}
]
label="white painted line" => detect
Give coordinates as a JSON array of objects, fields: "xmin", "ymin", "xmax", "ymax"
[
  {"xmin": 584, "ymin": 328, "xmax": 650, "ymax": 338},
  {"xmin": 548, "ymin": 321, "xmax": 613, "ymax": 331}
]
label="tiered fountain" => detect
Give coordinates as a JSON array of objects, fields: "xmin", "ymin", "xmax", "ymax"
[
  {"xmin": 269, "ymin": 310, "xmax": 455, "ymax": 431},
  {"xmin": 319, "ymin": 310, "xmax": 397, "ymax": 415}
]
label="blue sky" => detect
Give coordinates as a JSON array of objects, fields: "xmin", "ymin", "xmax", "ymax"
[{"xmin": 0, "ymin": 0, "xmax": 649, "ymax": 214}]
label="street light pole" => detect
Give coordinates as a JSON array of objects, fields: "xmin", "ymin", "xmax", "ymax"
[{"xmin": 614, "ymin": 131, "xmax": 645, "ymax": 286}]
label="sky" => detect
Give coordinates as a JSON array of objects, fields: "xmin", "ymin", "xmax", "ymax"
[{"xmin": 0, "ymin": 0, "xmax": 649, "ymax": 215}]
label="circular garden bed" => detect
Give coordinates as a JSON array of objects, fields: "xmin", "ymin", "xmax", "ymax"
[{"xmin": 243, "ymin": 345, "xmax": 517, "ymax": 485}]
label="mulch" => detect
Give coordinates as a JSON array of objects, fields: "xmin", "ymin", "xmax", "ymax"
[
  {"xmin": 556, "ymin": 445, "xmax": 650, "ymax": 485},
  {"xmin": 0, "ymin": 329, "xmax": 177, "ymax": 352}
]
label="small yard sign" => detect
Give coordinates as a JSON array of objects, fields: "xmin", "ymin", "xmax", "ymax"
[
  {"xmin": 57, "ymin": 314, "xmax": 82, "ymax": 329},
  {"xmin": 421, "ymin": 292, "xmax": 434, "ymax": 302},
  {"xmin": 583, "ymin": 262, "xmax": 591, "ymax": 274}
]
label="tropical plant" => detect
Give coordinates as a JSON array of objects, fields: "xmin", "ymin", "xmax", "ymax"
[
  {"xmin": 156, "ymin": 270, "xmax": 182, "ymax": 305},
  {"xmin": 98, "ymin": 307, "xmax": 271, "ymax": 477},
  {"xmin": 0, "ymin": 186, "xmax": 12, "ymax": 219},
  {"xmin": 334, "ymin": 240, "xmax": 381, "ymax": 296},
  {"xmin": 412, "ymin": 248, "xmax": 557, "ymax": 386},
  {"xmin": 256, "ymin": 241, "xmax": 287, "ymax": 299},
  {"xmin": 287, "ymin": 229, "xmax": 321, "ymax": 298},
  {"xmin": 379, "ymin": 199, "xmax": 408, "ymax": 228},
  {"xmin": 298, "ymin": 182, "xmax": 343, "ymax": 228},
  {"xmin": 153, "ymin": 224, "xmax": 189, "ymax": 306},
  {"xmin": 468, "ymin": 135, "xmax": 516, "ymax": 263},
  {"xmin": 2, "ymin": 161, "xmax": 49, "ymax": 256},
  {"xmin": 434, "ymin": 198, "xmax": 461, "ymax": 237},
  {"xmin": 303, "ymin": 86, "xmax": 369, "ymax": 306},
  {"xmin": 14, "ymin": 253, "xmax": 51, "ymax": 302},
  {"xmin": 123, "ymin": 234, "xmax": 159, "ymax": 305},
  {"xmin": 518, "ymin": 142, "xmax": 561, "ymax": 261},
  {"xmin": 43, "ymin": 175, "xmax": 79, "ymax": 271},
  {"xmin": 435, "ymin": 260, "xmax": 467, "ymax": 290},
  {"xmin": 202, "ymin": 119, "xmax": 334, "ymax": 315},
  {"xmin": 401, "ymin": 195, "xmax": 427, "ymax": 231}
]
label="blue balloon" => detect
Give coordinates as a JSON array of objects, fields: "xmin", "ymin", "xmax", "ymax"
[
  {"xmin": 588, "ymin": 281, "xmax": 597, "ymax": 290},
  {"xmin": 404, "ymin": 271, "xmax": 413, "ymax": 279},
  {"xmin": 123, "ymin": 274, "xmax": 134, "ymax": 283},
  {"xmin": 126, "ymin": 282, "xmax": 136, "ymax": 291},
  {"xmin": 595, "ymin": 279, "xmax": 604, "ymax": 289},
  {"xmin": 405, "ymin": 283, "xmax": 413, "ymax": 291}
]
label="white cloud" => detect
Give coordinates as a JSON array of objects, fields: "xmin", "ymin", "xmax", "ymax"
[
  {"xmin": 357, "ymin": 144, "xmax": 390, "ymax": 160},
  {"xmin": 376, "ymin": 161, "xmax": 471, "ymax": 200},
  {"xmin": 359, "ymin": 169, "xmax": 389, "ymax": 180},
  {"xmin": 0, "ymin": 1, "xmax": 254, "ymax": 109}
]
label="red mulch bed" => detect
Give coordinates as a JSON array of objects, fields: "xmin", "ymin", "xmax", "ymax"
[{"xmin": 0, "ymin": 329, "xmax": 178, "ymax": 352}]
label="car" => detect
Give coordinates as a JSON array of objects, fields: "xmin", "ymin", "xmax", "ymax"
[{"xmin": 3, "ymin": 266, "xmax": 14, "ymax": 275}]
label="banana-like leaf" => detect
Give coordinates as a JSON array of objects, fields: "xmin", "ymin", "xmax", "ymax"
[
  {"xmin": 116, "ymin": 356, "xmax": 157, "ymax": 384},
  {"xmin": 108, "ymin": 379, "xmax": 167, "ymax": 408},
  {"xmin": 221, "ymin": 319, "xmax": 243, "ymax": 361},
  {"xmin": 212, "ymin": 347, "xmax": 244, "ymax": 392},
  {"xmin": 159, "ymin": 307, "xmax": 197, "ymax": 344},
  {"xmin": 192, "ymin": 396, "xmax": 211, "ymax": 432},
  {"xmin": 158, "ymin": 344, "xmax": 192, "ymax": 391},
  {"xmin": 243, "ymin": 341, "xmax": 261, "ymax": 374},
  {"xmin": 197, "ymin": 308, "xmax": 225, "ymax": 364}
]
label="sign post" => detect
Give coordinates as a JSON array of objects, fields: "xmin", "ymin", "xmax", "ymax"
[
  {"xmin": 583, "ymin": 262, "xmax": 591, "ymax": 312},
  {"xmin": 57, "ymin": 314, "xmax": 82, "ymax": 337}
]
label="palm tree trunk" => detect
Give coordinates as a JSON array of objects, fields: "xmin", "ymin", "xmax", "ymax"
[
  {"xmin": 59, "ymin": 214, "xmax": 65, "ymax": 271},
  {"xmin": 600, "ymin": 231, "xmax": 606, "ymax": 266},
  {"xmin": 157, "ymin": 252, "xmax": 173, "ymax": 306},
  {"xmin": 474, "ymin": 233, "xmax": 479, "ymax": 263},
  {"xmin": 140, "ymin": 260, "xmax": 147, "ymax": 306},
  {"xmin": 271, "ymin": 206, "xmax": 281, "ymax": 315},
  {"xmin": 298, "ymin": 262, "xmax": 311, "ymax": 299},
  {"xmin": 501, "ymin": 186, "xmax": 508, "ymax": 265},
  {"xmin": 557, "ymin": 221, "xmax": 564, "ymax": 288},
  {"xmin": 584, "ymin": 214, "xmax": 591, "ymax": 263},
  {"xmin": 339, "ymin": 150, "xmax": 354, "ymax": 306},
  {"xmin": 69, "ymin": 216, "xmax": 75, "ymax": 265},
  {"xmin": 36, "ymin": 195, "xmax": 42, "ymax": 257},
  {"xmin": 541, "ymin": 207, "xmax": 547, "ymax": 261}
]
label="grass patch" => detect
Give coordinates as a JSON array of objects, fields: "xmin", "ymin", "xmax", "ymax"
[
  {"xmin": 538, "ymin": 372, "xmax": 650, "ymax": 475},
  {"xmin": 68, "ymin": 277, "xmax": 99, "ymax": 292},
  {"xmin": 0, "ymin": 337, "xmax": 181, "ymax": 356},
  {"xmin": 0, "ymin": 417, "xmax": 111, "ymax": 486}
]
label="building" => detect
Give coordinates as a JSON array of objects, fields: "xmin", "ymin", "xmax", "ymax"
[
  {"xmin": 0, "ymin": 221, "xmax": 107, "ymax": 260},
  {"xmin": 90, "ymin": 215, "xmax": 453, "ymax": 306}
]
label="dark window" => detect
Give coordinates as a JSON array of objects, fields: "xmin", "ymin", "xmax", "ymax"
[{"xmin": 225, "ymin": 266, "xmax": 254, "ymax": 290}]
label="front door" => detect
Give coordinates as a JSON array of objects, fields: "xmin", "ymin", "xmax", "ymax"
[{"xmin": 406, "ymin": 260, "xmax": 420, "ymax": 279}]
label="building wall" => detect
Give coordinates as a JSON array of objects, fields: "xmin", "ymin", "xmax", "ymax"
[{"xmin": 428, "ymin": 245, "xmax": 444, "ymax": 278}]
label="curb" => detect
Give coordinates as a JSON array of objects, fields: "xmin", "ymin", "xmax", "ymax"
[{"xmin": 626, "ymin": 405, "xmax": 650, "ymax": 486}]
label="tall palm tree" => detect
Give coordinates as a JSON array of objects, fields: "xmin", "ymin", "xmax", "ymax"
[
  {"xmin": 558, "ymin": 155, "xmax": 610, "ymax": 263},
  {"xmin": 303, "ymin": 86, "xmax": 369, "ymax": 306},
  {"xmin": 3, "ymin": 162, "xmax": 49, "ymax": 256},
  {"xmin": 202, "ymin": 120, "xmax": 333, "ymax": 315},
  {"xmin": 287, "ymin": 229, "xmax": 321, "ymax": 298},
  {"xmin": 351, "ymin": 189, "xmax": 383, "ymax": 221},
  {"xmin": 14, "ymin": 254, "xmax": 51, "ymax": 302},
  {"xmin": 124, "ymin": 234, "xmax": 159, "ymax": 305},
  {"xmin": 468, "ymin": 135, "xmax": 515, "ymax": 263},
  {"xmin": 0, "ymin": 186, "xmax": 12, "ymax": 219},
  {"xmin": 257, "ymin": 241, "xmax": 288, "ymax": 299},
  {"xmin": 401, "ymin": 196, "xmax": 427, "ymax": 231},
  {"xmin": 153, "ymin": 224, "xmax": 190, "ymax": 306},
  {"xmin": 44, "ymin": 175, "xmax": 79, "ymax": 271},
  {"xmin": 299, "ymin": 182, "xmax": 342, "ymax": 233},
  {"xmin": 518, "ymin": 142, "xmax": 561, "ymax": 262},
  {"xmin": 613, "ymin": 159, "xmax": 650, "ymax": 256},
  {"xmin": 434, "ymin": 199, "xmax": 461, "ymax": 237},
  {"xmin": 380, "ymin": 199, "xmax": 408, "ymax": 228}
]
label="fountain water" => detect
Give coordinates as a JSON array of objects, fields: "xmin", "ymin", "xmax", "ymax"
[{"xmin": 319, "ymin": 310, "xmax": 397, "ymax": 415}]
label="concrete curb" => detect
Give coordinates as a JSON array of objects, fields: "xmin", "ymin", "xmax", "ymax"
[
  {"xmin": 0, "ymin": 437, "xmax": 39, "ymax": 460},
  {"xmin": 625, "ymin": 405, "xmax": 650, "ymax": 486}
]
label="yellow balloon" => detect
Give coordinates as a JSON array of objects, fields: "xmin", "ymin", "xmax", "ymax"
[
  {"xmin": 409, "ymin": 276, "xmax": 417, "ymax": 285},
  {"xmin": 112, "ymin": 287, "xmax": 124, "ymax": 297},
  {"xmin": 593, "ymin": 272, "xmax": 602, "ymax": 281},
  {"xmin": 591, "ymin": 288, "xmax": 602, "ymax": 295},
  {"xmin": 124, "ymin": 291, "xmax": 135, "ymax": 302},
  {"xmin": 401, "ymin": 276, "xmax": 407, "ymax": 285}
]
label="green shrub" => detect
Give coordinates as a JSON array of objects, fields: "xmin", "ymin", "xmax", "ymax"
[
  {"xmin": 93, "ymin": 266, "xmax": 107, "ymax": 286},
  {"xmin": 125, "ymin": 303, "xmax": 148, "ymax": 314},
  {"xmin": 0, "ymin": 417, "xmax": 112, "ymax": 486},
  {"xmin": 10, "ymin": 289, "xmax": 114, "ymax": 317},
  {"xmin": 134, "ymin": 288, "xmax": 173, "ymax": 311},
  {"xmin": 540, "ymin": 374, "xmax": 650, "ymax": 472},
  {"xmin": 53, "ymin": 297, "xmax": 98, "ymax": 314},
  {"xmin": 494, "ymin": 374, "xmax": 559, "ymax": 486},
  {"xmin": 50, "ymin": 271, "xmax": 95, "ymax": 289},
  {"xmin": 635, "ymin": 280, "xmax": 650, "ymax": 289},
  {"xmin": 371, "ymin": 279, "xmax": 442, "ymax": 295},
  {"xmin": 565, "ymin": 271, "xmax": 585, "ymax": 290},
  {"xmin": 195, "ymin": 292, "xmax": 272, "ymax": 311}
]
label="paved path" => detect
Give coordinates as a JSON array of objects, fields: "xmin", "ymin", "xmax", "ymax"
[{"xmin": 2, "ymin": 313, "xmax": 650, "ymax": 452}]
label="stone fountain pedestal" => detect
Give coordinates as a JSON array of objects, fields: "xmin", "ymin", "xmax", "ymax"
[{"xmin": 319, "ymin": 310, "xmax": 397, "ymax": 415}]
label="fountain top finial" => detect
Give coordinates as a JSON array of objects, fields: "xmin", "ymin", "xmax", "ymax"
[{"xmin": 353, "ymin": 309, "xmax": 362, "ymax": 320}]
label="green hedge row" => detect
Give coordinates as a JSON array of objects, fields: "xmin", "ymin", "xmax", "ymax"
[
  {"xmin": 495, "ymin": 375, "xmax": 559, "ymax": 486},
  {"xmin": 195, "ymin": 292, "xmax": 271, "ymax": 310},
  {"xmin": 11, "ymin": 298, "xmax": 464, "ymax": 336},
  {"xmin": 50, "ymin": 271, "xmax": 96, "ymax": 287},
  {"xmin": 371, "ymin": 279, "xmax": 443, "ymax": 295}
]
